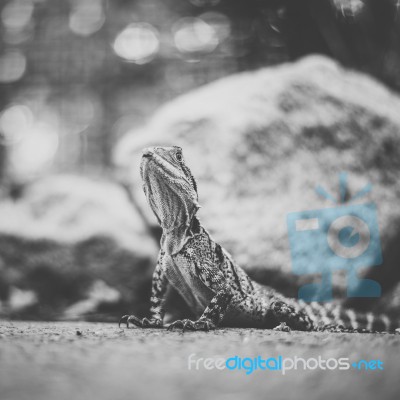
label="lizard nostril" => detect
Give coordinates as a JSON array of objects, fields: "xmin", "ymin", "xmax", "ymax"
[{"xmin": 142, "ymin": 148, "xmax": 153, "ymax": 158}]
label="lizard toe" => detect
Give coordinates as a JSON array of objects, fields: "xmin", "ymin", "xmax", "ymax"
[
  {"xmin": 273, "ymin": 322, "xmax": 291, "ymax": 333},
  {"xmin": 182, "ymin": 320, "xmax": 196, "ymax": 331},
  {"xmin": 119, "ymin": 315, "xmax": 163, "ymax": 329},
  {"xmin": 194, "ymin": 319, "xmax": 216, "ymax": 331},
  {"xmin": 118, "ymin": 315, "xmax": 129, "ymax": 328},
  {"xmin": 167, "ymin": 320, "xmax": 185, "ymax": 331},
  {"xmin": 167, "ymin": 319, "xmax": 215, "ymax": 332},
  {"xmin": 118, "ymin": 315, "xmax": 143, "ymax": 328},
  {"xmin": 141, "ymin": 318, "xmax": 163, "ymax": 328},
  {"xmin": 127, "ymin": 315, "xmax": 144, "ymax": 328}
]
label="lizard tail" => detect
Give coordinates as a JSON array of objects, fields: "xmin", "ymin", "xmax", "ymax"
[{"xmin": 301, "ymin": 302, "xmax": 400, "ymax": 333}]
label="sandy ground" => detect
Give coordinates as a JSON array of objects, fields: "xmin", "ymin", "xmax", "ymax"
[{"xmin": 0, "ymin": 321, "xmax": 399, "ymax": 400}]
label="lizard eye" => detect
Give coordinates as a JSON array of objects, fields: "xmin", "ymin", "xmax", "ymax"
[{"xmin": 176, "ymin": 152, "xmax": 183, "ymax": 162}]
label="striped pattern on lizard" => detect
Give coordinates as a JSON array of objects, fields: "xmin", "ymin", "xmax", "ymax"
[{"xmin": 119, "ymin": 146, "xmax": 400, "ymax": 334}]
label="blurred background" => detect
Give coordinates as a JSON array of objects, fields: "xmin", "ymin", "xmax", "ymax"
[
  {"xmin": 1, "ymin": 0, "xmax": 400, "ymax": 184},
  {"xmin": 1, "ymin": 0, "xmax": 400, "ymax": 321}
]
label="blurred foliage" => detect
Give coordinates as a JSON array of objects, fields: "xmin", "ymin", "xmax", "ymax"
[{"xmin": 0, "ymin": 0, "xmax": 399, "ymax": 187}]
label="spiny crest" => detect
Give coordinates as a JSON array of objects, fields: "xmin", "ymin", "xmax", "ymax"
[{"xmin": 180, "ymin": 155, "xmax": 198, "ymax": 195}]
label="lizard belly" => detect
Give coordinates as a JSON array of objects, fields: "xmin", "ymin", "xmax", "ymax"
[{"xmin": 165, "ymin": 254, "xmax": 214, "ymax": 317}]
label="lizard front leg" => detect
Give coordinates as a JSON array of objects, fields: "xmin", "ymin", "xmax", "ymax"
[
  {"xmin": 168, "ymin": 261, "xmax": 232, "ymax": 332},
  {"xmin": 119, "ymin": 251, "xmax": 168, "ymax": 328}
]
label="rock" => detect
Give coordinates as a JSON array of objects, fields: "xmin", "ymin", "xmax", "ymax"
[
  {"xmin": 0, "ymin": 175, "xmax": 158, "ymax": 320},
  {"xmin": 115, "ymin": 55, "xmax": 400, "ymax": 307}
]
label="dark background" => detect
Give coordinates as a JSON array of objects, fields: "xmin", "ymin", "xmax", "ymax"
[{"xmin": 0, "ymin": 0, "xmax": 399, "ymax": 187}]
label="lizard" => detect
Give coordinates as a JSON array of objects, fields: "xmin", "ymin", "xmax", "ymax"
[{"xmin": 119, "ymin": 146, "xmax": 400, "ymax": 334}]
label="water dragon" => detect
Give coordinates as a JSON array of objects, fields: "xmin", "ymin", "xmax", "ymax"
[{"xmin": 119, "ymin": 146, "xmax": 400, "ymax": 333}]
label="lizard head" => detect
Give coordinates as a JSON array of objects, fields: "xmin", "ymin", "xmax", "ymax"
[{"xmin": 140, "ymin": 146, "xmax": 200, "ymax": 232}]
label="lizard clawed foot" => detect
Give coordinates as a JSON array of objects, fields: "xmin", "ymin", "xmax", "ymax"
[
  {"xmin": 167, "ymin": 318, "xmax": 216, "ymax": 332},
  {"xmin": 270, "ymin": 301, "xmax": 313, "ymax": 331},
  {"xmin": 273, "ymin": 322, "xmax": 291, "ymax": 333},
  {"xmin": 119, "ymin": 315, "xmax": 163, "ymax": 329}
]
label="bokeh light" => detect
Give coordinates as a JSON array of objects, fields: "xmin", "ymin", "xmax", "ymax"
[
  {"xmin": 11, "ymin": 121, "xmax": 59, "ymax": 178},
  {"xmin": 173, "ymin": 17, "xmax": 219, "ymax": 54},
  {"xmin": 54, "ymin": 93, "xmax": 96, "ymax": 135},
  {"xmin": 0, "ymin": 0, "xmax": 397, "ymax": 183},
  {"xmin": 0, "ymin": 104, "xmax": 33, "ymax": 145},
  {"xmin": 200, "ymin": 12, "xmax": 231, "ymax": 43},
  {"xmin": 69, "ymin": 0, "xmax": 105, "ymax": 37},
  {"xmin": 113, "ymin": 23, "xmax": 160, "ymax": 64},
  {"xmin": 189, "ymin": 0, "xmax": 221, "ymax": 7},
  {"xmin": 0, "ymin": 103, "xmax": 60, "ymax": 177},
  {"xmin": 1, "ymin": 0, "xmax": 34, "ymax": 32},
  {"xmin": 332, "ymin": 0, "xmax": 365, "ymax": 18},
  {"xmin": 0, "ymin": 50, "xmax": 27, "ymax": 83}
]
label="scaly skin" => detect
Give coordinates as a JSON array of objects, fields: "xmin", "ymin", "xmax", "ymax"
[{"xmin": 119, "ymin": 146, "xmax": 400, "ymax": 333}]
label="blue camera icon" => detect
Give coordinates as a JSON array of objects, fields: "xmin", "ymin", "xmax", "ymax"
[{"xmin": 287, "ymin": 202, "xmax": 382, "ymax": 302}]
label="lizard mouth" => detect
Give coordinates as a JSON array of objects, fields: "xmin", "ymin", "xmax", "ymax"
[{"xmin": 140, "ymin": 154, "xmax": 150, "ymax": 181}]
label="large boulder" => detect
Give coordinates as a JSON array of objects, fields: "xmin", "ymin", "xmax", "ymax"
[
  {"xmin": 115, "ymin": 55, "xmax": 400, "ymax": 309},
  {"xmin": 0, "ymin": 175, "xmax": 158, "ymax": 320}
]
